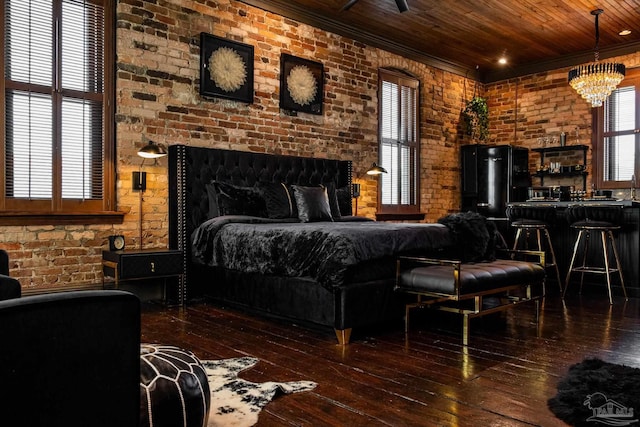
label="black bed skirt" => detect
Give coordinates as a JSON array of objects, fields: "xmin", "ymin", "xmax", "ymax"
[{"xmin": 189, "ymin": 263, "xmax": 406, "ymax": 332}]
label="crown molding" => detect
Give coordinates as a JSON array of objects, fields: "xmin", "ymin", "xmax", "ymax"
[
  {"xmin": 238, "ymin": 0, "xmax": 640, "ymax": 84},
  {"xmin": 484, "ymin": 41, "xmax": 640, "ymax": 83},
  {"xmin": 237, "ymin": 0, "xmax": 474, "ymax": 78}
]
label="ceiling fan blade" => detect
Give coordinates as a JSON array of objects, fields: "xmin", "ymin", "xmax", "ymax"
[
  {"xmin": 394, "ymin": 0, "xmax": 409, "ymax": 13},
  {"xmin": 341, "ymin": 0, "xmax": 408, "ymax": 13},
  {"xmin": 340, "ymin": 0, "xmax": 360, "ymax": 12}
]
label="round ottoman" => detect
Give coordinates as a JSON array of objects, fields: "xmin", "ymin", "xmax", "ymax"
[{"xmin": 140, "ymin": 344, "xmax": 210, "ymax": 427}]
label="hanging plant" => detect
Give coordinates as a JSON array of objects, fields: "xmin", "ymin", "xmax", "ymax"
[{"xmin": 462, "ymin": 96, "xmax": 489, "ymax": 142}]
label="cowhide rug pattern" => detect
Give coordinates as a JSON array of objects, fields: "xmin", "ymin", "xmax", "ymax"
[{"xmin": 203, "ymin": 357, "xmax": 317, "ymax": 427}]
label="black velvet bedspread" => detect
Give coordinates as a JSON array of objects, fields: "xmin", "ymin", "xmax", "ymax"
[{"xmin": 192, "ymin": 216, "xmax": 453, "ymax": 290}]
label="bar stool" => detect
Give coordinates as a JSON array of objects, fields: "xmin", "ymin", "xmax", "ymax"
[
  {"xmin": 506, "ymin": 205, "xmax": 562, "ymax": 294},
  {"xmin": 563, "ymin": 205, "xmax": 628, "ymax": 304}
]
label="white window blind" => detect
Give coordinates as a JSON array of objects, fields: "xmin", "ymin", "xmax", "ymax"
[
  {"xmin": 4, "ymin": 0, "xmax": 105, "ymax": 204},
  {"xmin": 379, "ymin": 70, "xmax": 418, "ymax": 207},
  {"xmin": 603, "ymin": 86, "xmax": 636, "ymax": 182}
]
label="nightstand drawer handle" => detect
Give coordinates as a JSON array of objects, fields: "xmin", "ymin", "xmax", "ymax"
[{"xmin": 150, "ymin": 262, "xmax": 155, "ymax": 273}]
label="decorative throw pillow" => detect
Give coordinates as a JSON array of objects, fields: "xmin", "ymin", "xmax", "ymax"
[
  {"xmin": 213, "ymin": 181, "xmax": 267, "ymax": 217},
  {"xmin": 205, "ymin": 182, "xmax": 220, "ymax": 218},
  {"xmin": 335, "ymin": 185, "xmax": 352, "ymax": 217},
  {"xmin": 291, "ymin": 185, "xmax": 333, "ymax": 223},
  {"xmin": 259, "ymin": 182, "xmax": 296, "ymax": 219},
  {"xmin": 323, "ymin": 182, "xmax": 342, "ymax": 220}
]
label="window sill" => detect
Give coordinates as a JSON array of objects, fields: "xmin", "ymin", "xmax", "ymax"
[
  {"xmin": 0, "ymin": 211, "xmax": 127, "ymax": 226},
  {"xmin": 375, "ymin": 212, "xmax": 426, "ymax": 222}
]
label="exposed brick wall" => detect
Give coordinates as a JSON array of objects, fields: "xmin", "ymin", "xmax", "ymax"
[
  {"xmin": 3, "ymin": 0, "xmax": 637, "ymax": 293},
  {"xmin": 485, "ymin": 52, "xmax": 640, "ymax": 191}
]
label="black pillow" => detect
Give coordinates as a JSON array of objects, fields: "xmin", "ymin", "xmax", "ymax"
[
  {"xmin": 323, "ymin": 182, "xmax": 342, "ymax": 220},
  {"xmin": 259, "ymin": 182, "xmax": 296, "ymax": 219},
  {"xmin": 335, "ymin": 185, "xmax": 352, "ymax": 217},
  {"xmin": 292, "ymin": 185, "xmax": 333, "ymax": 223},
  {"xmin": 213, "ymin": 181, "xmax": 267, "ymax": 217},
  {"xmin": 205, "ymin": 182, "xmax": 220, "ymax": 218}
]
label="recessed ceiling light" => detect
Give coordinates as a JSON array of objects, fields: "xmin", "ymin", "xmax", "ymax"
[
  {"xmin": 619, "ymin": 29, "xmax": 631, "ymax": 36},
  {"xmin": 498, "ymin": 57, "xmax": 508, "ymax": 65}
]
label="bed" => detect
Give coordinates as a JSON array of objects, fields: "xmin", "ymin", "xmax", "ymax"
[{"xmin": 168, "ymin": 145, "xmax": 454, "ymax": 344}]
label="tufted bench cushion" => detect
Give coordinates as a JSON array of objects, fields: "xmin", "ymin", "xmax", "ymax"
[
  {"xmin": 395, "ymin": 253, "xmax": 545, "ymax": 345},
  {"xmin": 398, "ymin": 259, "xmax": 545, "ymax": 296}
]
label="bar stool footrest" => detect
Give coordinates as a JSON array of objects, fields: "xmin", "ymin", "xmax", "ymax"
[{"xmin": 571, "ymin": 266, "xmax": 619, "ymax": 275}]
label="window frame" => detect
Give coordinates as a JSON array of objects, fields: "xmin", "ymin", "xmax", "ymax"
[
  {"xmin": 376, "ymin": 68, "xmax": 422, "ymax": 219},
  {"xmin": 593, "ymin": 67, "xmax": 640, "ymax": 191},
  {"xmin": 0, "ymin": 0, "xmax": 119, "ymax": 225}
]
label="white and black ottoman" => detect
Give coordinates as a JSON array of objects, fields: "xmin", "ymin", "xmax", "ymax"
[{"xmin": 140, "ymin": 344, "xmax": 210, "ymax": 427}]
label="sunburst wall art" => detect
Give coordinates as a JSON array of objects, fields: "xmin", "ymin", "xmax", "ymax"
[
  {"xmin": 280, "ymin": 53, "xmax": 324, "ymax": 115},
  {"xmin": 200, "ymin": 33, "xmax": 254, "ymax": 103}
]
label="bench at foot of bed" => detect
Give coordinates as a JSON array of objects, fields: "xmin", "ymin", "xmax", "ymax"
[{"xmin": 395, "ymin": 251, "xmax": 546, "ymax": 346}]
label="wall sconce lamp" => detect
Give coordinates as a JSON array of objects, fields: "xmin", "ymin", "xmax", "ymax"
[
  {"xmin": 133, "ymin": 140, "xmax": 167, "ymax": 248},
  {"xmin": 366, "ymin": 162, "xmax": 388, "ymax": 175},
  {"xmin": 352, "ymin": 162, "xmax": 387, "ymax": 215},
  {"xmin": 132, "ymin": 141, "xmax": 168, "ymax": 192}
]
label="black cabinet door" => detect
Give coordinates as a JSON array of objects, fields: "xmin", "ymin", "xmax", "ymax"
[{"xmin": 478, "ymin": 146, "xmax": 509, "ymax": 218}]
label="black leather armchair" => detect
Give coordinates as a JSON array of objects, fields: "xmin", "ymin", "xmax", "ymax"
[
  {"xmin": 0, "ymin": 249, "xmax": 20, "ymax": 300},
  {"xmin": 0, "ymin": 290, "xmax": 141, "ymax": 427}
]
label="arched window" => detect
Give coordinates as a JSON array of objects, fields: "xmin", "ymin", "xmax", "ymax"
[{"xmin": 377, "ymin": 68, "xmax": 421, "ymax": 219}]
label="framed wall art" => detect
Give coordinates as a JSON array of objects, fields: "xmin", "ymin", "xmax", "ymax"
[
  {"xmin": 279, "ymin": 53, "xmax": 324, "ymax": 115},
  {"xmin": 199, "ymin": 33, "xmax": 254, "ymax": 103}
]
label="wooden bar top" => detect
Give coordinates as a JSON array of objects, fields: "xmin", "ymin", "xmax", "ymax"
[{"xmin": 508, "ymin": 199, "xmax": 640, "ymax": 208}]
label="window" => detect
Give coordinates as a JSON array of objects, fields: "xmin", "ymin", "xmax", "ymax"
[
  {"xmin": 1, "ymin": 0, "xmax": 115, "ymax": 221},
  {"xmin": 594, "ymin": 68, "xmax": 640, "ymax": 189},
  {"xmin": 377, "ymin": 69, "xmax": 420, "ymax": 216}
]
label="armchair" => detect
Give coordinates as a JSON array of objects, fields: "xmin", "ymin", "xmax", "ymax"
[
  {"xmin": 0, "ymin": 290, "xmax": 141, "ymax": 427},
  {"xmin": 0, "ymin": 249, "xmax": 20, "ymax": 300}
]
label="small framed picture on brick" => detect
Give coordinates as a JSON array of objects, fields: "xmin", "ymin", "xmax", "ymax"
[
  {"xmin": 280, "ymin": 53, "xmax": 324, "ymax": 115},
  {"xmin": 199, "ymin": 33, "xmax": 254, "ymax": 103}
]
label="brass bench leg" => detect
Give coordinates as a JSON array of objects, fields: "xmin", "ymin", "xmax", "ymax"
[
  {"xmin": 462, "ymin": 314, "xmax": 470, "ymax": 346},
  {"xmin": 405, "ymin": 304, "xmax": 411, "ymax": 333}
]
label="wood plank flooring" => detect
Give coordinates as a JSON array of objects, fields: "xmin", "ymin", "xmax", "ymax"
[{"xmin": 140, "ymin": 293, "xmax": 640, "ymax": 426}]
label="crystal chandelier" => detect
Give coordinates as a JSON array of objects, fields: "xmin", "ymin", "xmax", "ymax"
[{"xmin": 568, "ymin": 9, "xmax": 625, "ymax": 108}]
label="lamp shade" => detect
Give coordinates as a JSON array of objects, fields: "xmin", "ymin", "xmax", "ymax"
[
  {"xmin": 366, "ymin": 162, "xmax": 387, "ymax": 175},
  {"xmin": 137, "ymin": 141, "xmax": 167, "ymax": 159}
]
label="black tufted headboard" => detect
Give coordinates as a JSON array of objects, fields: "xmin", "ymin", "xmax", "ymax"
[{"xmin": 168, "ymin": 145, "xmax": 353, "ymax": 300}]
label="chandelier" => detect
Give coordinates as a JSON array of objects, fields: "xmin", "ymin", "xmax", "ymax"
[{"xmin": 568, "ymin": 9, "xmax": 625, "ymax": 108}]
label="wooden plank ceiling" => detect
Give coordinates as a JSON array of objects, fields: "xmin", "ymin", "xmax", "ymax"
[{"xmin": 239, "ymin": 0, "xmax": 640, "ymax": 82}]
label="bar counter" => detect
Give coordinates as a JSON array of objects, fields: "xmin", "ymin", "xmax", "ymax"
[{"xmin": 504, "ymin": 199, "xmax": 640, "ymax": 298}]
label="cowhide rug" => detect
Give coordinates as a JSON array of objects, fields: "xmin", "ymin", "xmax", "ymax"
[{"xmin": 202, "ymin": 357, "xmax": 317, "ymax": 427}]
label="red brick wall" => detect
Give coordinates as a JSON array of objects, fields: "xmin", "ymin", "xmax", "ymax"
[
  {"xmin": 485, "ymin": 54, "xmax": 640, "ymax": 190},
  {"xmin": 3, "ymin": 0, "xmax": 638, "ymax": 293}
]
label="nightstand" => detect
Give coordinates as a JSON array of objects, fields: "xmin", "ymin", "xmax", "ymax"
[{"xmin": 102, "ymin": 248, "xmax": 184, "ymax": 306}]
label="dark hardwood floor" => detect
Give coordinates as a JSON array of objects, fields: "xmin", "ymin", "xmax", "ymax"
[{"xmin": 140, "ymin": 292, "xmax": 640, "ymax": 426}]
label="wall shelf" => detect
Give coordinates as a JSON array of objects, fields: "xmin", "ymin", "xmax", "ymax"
[{"xmin": 532, "ymin": 144, "xmax": 588, "ymax": 190}]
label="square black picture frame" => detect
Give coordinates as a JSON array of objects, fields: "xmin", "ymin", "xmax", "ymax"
[
  {"xmin": 199, "ymin": 33, "xmax": 254, "ymax": 103},
  {"xmin": 280, "ymin": 53, "xmax": 324, "ymax": 115}
]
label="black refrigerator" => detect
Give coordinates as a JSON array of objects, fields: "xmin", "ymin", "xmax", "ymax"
[{"xmin": 461, "ymin": 144, "xmax": 530, "ymax": 218}]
